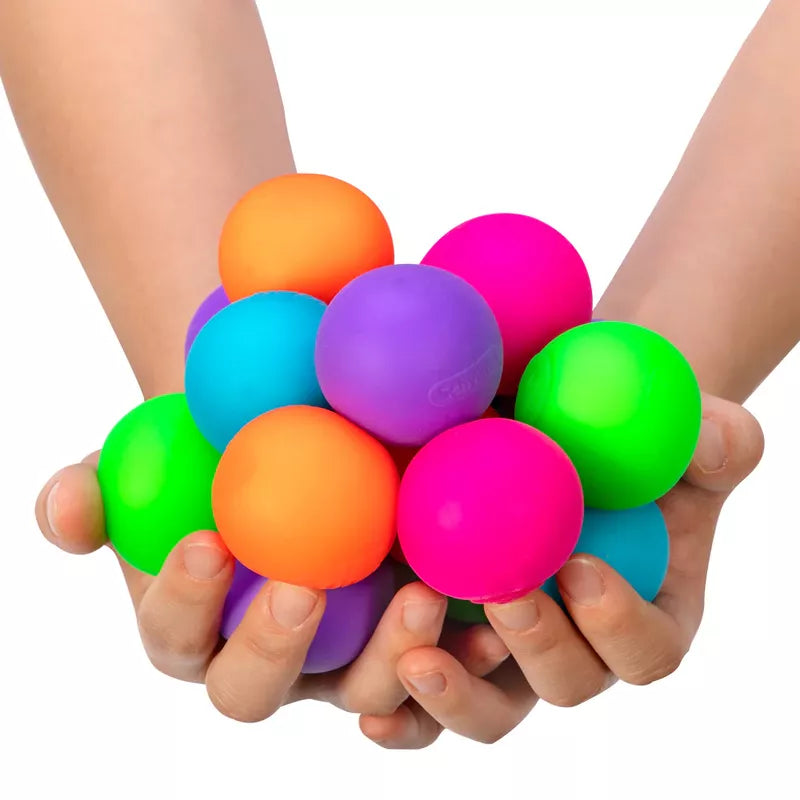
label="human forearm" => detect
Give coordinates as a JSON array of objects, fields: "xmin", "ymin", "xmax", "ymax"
[
  {"xmin": 0, "ymin": 0, "xmax": 294, "ymax": 397},
  {"xmin": 596, "ymin": 0, "xmax": 800, "ymax": 403}
]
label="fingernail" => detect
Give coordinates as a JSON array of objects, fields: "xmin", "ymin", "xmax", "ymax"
[
  {"xmin": 269, "ymin": 583, "xmax": 319, "ymax": 630},
  {"xmin": 46, "ymin": 481, "xmax": 62, "ymax": 538},
  {"xmin": 559, "ymin": 558, "xmax": 605, "ymax": 606},
  {"xmin": 184, "ymin": 543, "xmax": 228, "ymax": 581},
  {"xmin": 407, "ymin": 671, "xmax": 447, "ymax": 696},
  {"xmin": 402, "ymin": 600, "xmax": 444, "ymax": 635},
  {"xmin": 489, "ymin": 596, "xmax": 539, "ymax": 632},
  {"xmin": 694, "ymin": 418, "xmax": 727, "ymax": 474}
]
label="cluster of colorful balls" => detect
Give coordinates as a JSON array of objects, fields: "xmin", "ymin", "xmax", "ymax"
[{"xmin": 97, "ymin": 173, "xmax": 702, "ymax": 670}]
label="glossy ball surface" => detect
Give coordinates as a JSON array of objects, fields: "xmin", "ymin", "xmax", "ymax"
[
  {"xmin": 515, "ymin": 321, "xmax": 701, "ymax": 509},
  {"xmin": 212, "ymin": 406, "xmax": 398, "ymax": 589},
  {"xmin": 422, "ymin": 213, "xmax": 592, "ymax": 394},
  {"xmin": 315, "ymin": 264, "xmax": 503, "ymax": 446},
  {"xmin": 219, "ymin": 173, "xmax": 394, "ymax": 303},
  {"xmin": 185, "ymin": 291, "xmax": 327, "ymax": 452},
  {"xmin": 97, "ymin": 394, "xmax": 220, "ymax": 575},
  {"xmin": 398, "ymin": 417, "xmax": 583, "ymax": 602}
]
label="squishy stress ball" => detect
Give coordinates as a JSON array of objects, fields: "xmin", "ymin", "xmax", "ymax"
[
  {"xmin": 212, "ymin": 405, "xmax": 398, "ymax": 589},
  {"xmin": 221, "ymin": 562, "xmax": 395, "ymax": 674},
  {"xmin": 540, "ymin": 503, "xmax": 669, "ymax": 606},
  {"xmin": 515, "ymin": 321, "xmax": 701, "ymax": 509},
  {"xmin": 184, "ymin": 285, "xmax": 229, "ymax": 359},
  {"xmin": 185, "ymin": 291, "xmax": 327, "ymax": 452},
  {"xmin": 219, "ymin": 173, "xmax": 394, "ymax": 303},
  {"xmin": 97, "ymin": 394, "xmax": 220, "ymax": 575},
  {"xmin": 398, "ymin": 417, "xmax": 583, "ymax": 603},
  {"xmin": 315, "ymin": 265, "xmax": 503, "ymax": 447},
  {"xmin": 422, "ymin": 213, "xmax": 592, "ymax": 394}
]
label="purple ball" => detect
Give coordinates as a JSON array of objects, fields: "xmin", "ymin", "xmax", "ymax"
[
  {"xmin": 221, "ymin": 561, "xmax": 395, "ymax": 674},
  {"xmin": 184, "ymin": 286, "xmax": 230, "ymax": 359},
  {"xmin": 315, "ymin": 264, "xmax": 503, "ymax": 446}
]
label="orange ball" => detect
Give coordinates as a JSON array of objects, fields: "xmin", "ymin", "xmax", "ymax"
[
  {"xmin": 219, "ymin": 174, "xmax": 394, "ymax": 303},
  {"xmin": 212, "ymin": 405, "xmax": 398, "ymax": 588}
]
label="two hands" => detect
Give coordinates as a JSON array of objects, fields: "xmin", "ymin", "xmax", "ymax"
[{"xmin": 35, "ymin": 392, "xmax": 763, "ymax": 748}]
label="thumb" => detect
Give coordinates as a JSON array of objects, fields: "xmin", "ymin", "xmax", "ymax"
[
  {"xmin": 683, "ymin": 393, "xmax": 764, "ymax": 494},
  {"xmin": 35, "ymin": 451, "xmax": 106, "ymax": 554}
]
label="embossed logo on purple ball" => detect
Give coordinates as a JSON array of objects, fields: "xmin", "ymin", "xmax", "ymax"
[{"xmin": 427, "ymin": 345, "xmax": 503, "ymax": 408}]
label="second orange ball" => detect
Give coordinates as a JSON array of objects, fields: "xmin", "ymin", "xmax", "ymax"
[
  {"xmin": 212, "ymin": 405, "xmax": 399, "ymax": 589},
  {"xmin": 218, "ymin": 173, "xmax": 394, "ymax": 303}
]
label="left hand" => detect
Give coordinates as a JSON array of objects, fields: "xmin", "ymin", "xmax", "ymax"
[{"xmin": 359, "ymin": 392, "xmax": 764, "ymax": 748}]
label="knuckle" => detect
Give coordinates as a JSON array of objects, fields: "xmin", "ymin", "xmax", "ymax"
[
  {"xmin": 545, "ymin": 680, "xmax": 606, "ymax": 708},
  {"xmin": 625, "ymin": 648, "xmax": 685, "ymax": 686},
  {"xmin": 476, "ymin": 725, "xmax": 514, "ymax": 745},
  {"xmin": 238, "ymin": 629, "xmax": 292, "ymax": 670},
  {"xmin": 521, "ymin": 627, "xmax": 562, "ymax": 659},
  {"xmin": 340, "ymin": 685, "xmax": 401, "ymax": 716},
  {"xmin": 137, "ymin": 608, "xmax": 207, "ymax": 665}
]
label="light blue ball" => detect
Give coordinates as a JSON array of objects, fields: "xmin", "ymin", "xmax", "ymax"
[
  {"xmin": 542, "ymin": 503, "xmax": 669, "ymax": 605},
  {"xmin": 185, "ymin": 292, "xmax": 328, "ymax": 451}
]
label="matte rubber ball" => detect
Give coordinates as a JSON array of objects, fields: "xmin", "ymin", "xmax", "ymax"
[{"xmin": 212, "ymin": 405, "xmax": 399, "ymax": 589}]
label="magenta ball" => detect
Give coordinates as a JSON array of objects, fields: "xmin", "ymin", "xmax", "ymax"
[
  {"xmin": 398, "ymin": 417, "xmax": 583, "ymax": 603},
  {"xmin": 315, "ymin": 264, "xmax": 503, "ymax": 446},
  {"xmin": 422, "ymin": 214, "xmax": 592, "ymax": 394},
  {"xmin": 184, "ymin": 286, "xmax": 230, "ymax": 359},
  {"xmin": 221, "ymin": 561, "xmax": 395, "ymax": 674}
]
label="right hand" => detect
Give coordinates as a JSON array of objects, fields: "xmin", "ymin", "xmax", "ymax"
[{"xmin": 34, "ymin": 453, "xmax": 509, "ymax": 733}]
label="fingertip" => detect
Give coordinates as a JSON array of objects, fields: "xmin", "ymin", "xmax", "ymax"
[
  {"xmin": 35, "ymin": 463, "xmax": 106, "ymax": 554},
  {"xmin": 360, "ymin": 703, "xmax": 442, "ymax": 750},
  {"xmin": 557, "ymin": 555, "xmax": 641, "ymax": 620},
  {"xmin": 685, "ymin": 395, "xmax": 765, "ymax": 492},
  {"xmin": 169, "ymin": 530, "xmax": 235, "ymax": 585},
  {"xmin": 440, "ymin": 624, "xmax": 510, "ymax": 677},
  {"xmin": 359, "ymin": 710, "xmax": 407, "ymax": 744},
  {"xmin": 393, "ymin": 579, "xmax": 445, "ymax": 606},
  {"xmin": 396, "ymin": 645, "xmax": 453, "ymax": 685}
]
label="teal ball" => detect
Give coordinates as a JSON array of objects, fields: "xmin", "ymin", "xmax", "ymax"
[
  {"xmin": 542, "ymin": 503, "xmax": 669, "ymax": 605},
  {"xmin": 185, "ymin": 291, "xmax": 328, "ymax": 451}
]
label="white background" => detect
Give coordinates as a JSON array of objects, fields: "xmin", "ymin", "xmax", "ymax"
[{"xmin": 2, "ymin": 2, "xmax": 797, "ymax": 799}]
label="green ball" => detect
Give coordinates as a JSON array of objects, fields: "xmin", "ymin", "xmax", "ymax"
[
  {"xmin": 515, "ymin": 321, "xmax": 701, "ymax": 509},
  {"xmin": 97, "ymin": 393, "xmax": 220, "ymax": 574},
  {"xmin": 446, "ymin": 597, "xmax": 489, "ymax": 624}
]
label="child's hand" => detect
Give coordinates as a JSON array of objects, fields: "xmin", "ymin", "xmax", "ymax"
[
  {"xmin": 358, "ymin": 393, "xmax": 763, "ymax": 747},
  {"xmin": 34, "ymin": 457, "xmax": 508, "ymax": 727}
]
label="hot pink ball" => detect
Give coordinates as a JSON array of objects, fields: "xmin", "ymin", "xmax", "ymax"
[
  {"xmin": 422, "ymin": 213, "xmax": 592, "ymax": 394},
  {"xmin": 397, "ymin": 417, "xmax": 583, "ymax": 603}
]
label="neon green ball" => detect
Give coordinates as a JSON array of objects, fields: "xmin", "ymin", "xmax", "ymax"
[
  {"xmin": 447, "ymin": 597, "xmax": 488, "ymax": 624},
  {"xmin": 97, "ymin": 393, "xmax": 220, "ymax": 574},
  {"xmin": 515, "ymin": 321, "xmax": 701, "ymax": 509}
]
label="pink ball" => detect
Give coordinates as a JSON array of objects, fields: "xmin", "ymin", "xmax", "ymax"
[
  {"xmin": 422, "ymin": 213, "xmax": 592, "ymax": 394},
  {"xmin": 397, "ymin": 417, "xmax": 583, "ymax": 603}
]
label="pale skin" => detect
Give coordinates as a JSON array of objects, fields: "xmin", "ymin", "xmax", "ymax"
[{"xmin": 4, "ymin": 0, "xmax": 797, "ymax": 747}]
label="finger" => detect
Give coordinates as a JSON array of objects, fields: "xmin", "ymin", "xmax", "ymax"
[
  {"xmin": 558, "ymin": 555, "xmax": 690, "ymax": 686},
  {"xmin": 654, "ymin": 394, "xmax": 765, "ymax": 635},
  {"xmin": 396, "ymin": 648, "xmax": 536, "ymax": 744},
  {"xmin": 358, "ymin": 622, "xmax": 509, "ymax": 749},
  {"xmin": 683, "ymin": 393, "xmax": 764, "ymax": 493},
  {"xmin": 359, "ymin": 700, "xmax": 443, "ymax": 750},
  {"xmin": 35, "ymin": 459, "xmax": 106, "ymax": 554},
  {"xmin": 303, "ymin": 581, "xmax": 447, "ymax": 716},
  {"xmin": 438, "ymin": 623, "xmax": 510, "ymax": 677},
  {"xmin": 136, "ymin": 531, "xmax": 235, "ymax": 682},
  {"xmin": 486, "ymin": 589, "xmax": 612, "ymax": 707},
  {"xmin": 108, "ymin": 545, "xmax": 154, "ymax": 610},
  {"xmin": 205, "ymin": 580, "xmax": 325, "ymax": 722}
]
